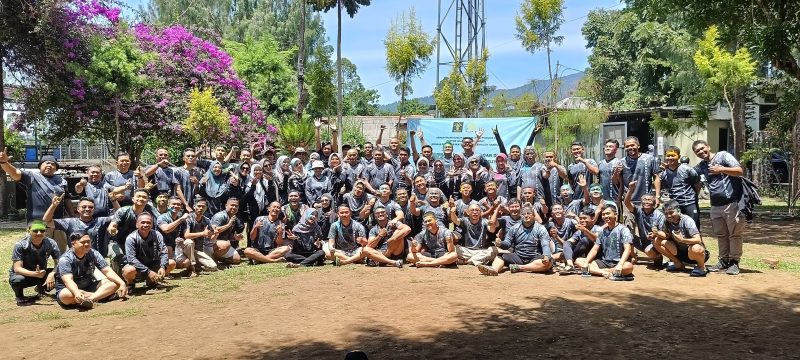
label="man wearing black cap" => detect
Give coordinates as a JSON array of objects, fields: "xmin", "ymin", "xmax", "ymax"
[{"xmin": 0, "ymin": 149, "xmax": 71, "ymax": 224}]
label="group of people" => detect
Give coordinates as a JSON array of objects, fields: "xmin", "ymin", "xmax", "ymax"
[{"xmin": 3, "ymin": 120, "xmax": 749, "ymax": 309}]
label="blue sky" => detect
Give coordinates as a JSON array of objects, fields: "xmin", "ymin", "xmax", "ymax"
[
  {"xmin": 122, "ymin": 0, "xmax": 624, "ymax": 104},
  {"xmin": 319, "ymin": 0, "xmax": 623, "ymax": 104}
]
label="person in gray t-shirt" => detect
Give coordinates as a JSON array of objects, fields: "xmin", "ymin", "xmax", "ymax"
[
  {"xmin": 56, "ymin": 233, "xmax": 126, "ymax": 309},
  {"xmin": 407, "ymin": 212, "xmax": 458, "ymax": 267},
  {"xmin": 578, "ymin": 205, "xmax": 634, "ymax": 280},
  {"xmin": 617, "ymin": 137, "xmax": 662, "ymax": 206},
  {"xmin": 692, "ymin": 140, "xmax": 745, "ymax": 275},
  {"xmin": 654, "ymin": 200, "xmax": 709, "ymax": 277}
]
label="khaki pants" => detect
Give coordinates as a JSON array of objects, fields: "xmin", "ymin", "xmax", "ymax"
[
  {"xmin": 710, "ymin": 202, "xmax": 745, "ymax": 262},
  {"xmin": 176, "ymin": 239, "xmax": 217, "ymax": 271},
  {"xmin": 46, "ymin": 228, "xmax": 68, "ymax": 253},
  {"xmin": 455, "ymin": 246, "xmax": 498, "ymax": 266}
]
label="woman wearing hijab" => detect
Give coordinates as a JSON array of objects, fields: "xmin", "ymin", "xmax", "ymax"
[
  {"xmin": 431, "ymin": 159, "xmax": 448, "ymax": 190},
  {"xmin": 463, "ymin": 155, "xmax": 491, "ymax": 200},
  {"xmin": 274, "ymin": 155, "xmax": 291, "ymax": 203},
  {"xmin": 241, "ymin": 163, "xmax": 279, "ymax": 246},
  {"xmin": 441, "ymin": 153, "xmax": 466, "ymax": 199},
  {"xmin": 325, "ymin": 153, "xmax": 348, "ymax": 205},
  {"xmin": 288, "ymin": 158, "xmax": 308, "ymax": 204},
  {"xmin": 491, "ymin": 153, "xmax": 516, "ymax": 199},
  {"xmin": 198, "ymin": 162, "xmax": 236, "ymax": 216},
  {"xmin": 317, "ymin": 193, "xmax": 336, "ymax": 236},
  {"xmin": 285, "ymin": 209, "xmax": 326, "ymax": 268}
]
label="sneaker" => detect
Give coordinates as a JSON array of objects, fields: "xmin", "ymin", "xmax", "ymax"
[
  {"xmin": 509, "ymin": 264, "xmax": 522, "ymax": 273},
  {"xmin": 608, "ymin": 274, "xmax": 634, "ymax": 281},
  {"xmin": 690, "ymin": 266, "xmax": 707, "ymax": 277},
  {"xmin": 485, "ymin": 266, "xmax": 499, "ymax": 276},
  {"xmin": 286, "ymin": 263, "xmax": 302, "ymax": 269},
  {"xmin": 725, "ymin": 262, "xmax": 740, "ymax": 275},
  {"xmin": 477, "ymin": 264, "xmax": 489, "ymax": 275},
  {"xmin": 394, "ymin": 260, "xmax": 403, "ymax": 269},
  {"xmin": 708, "ymin": 259, "xmax": 729, "ymax": 272},
  {"xmin": 365, "ymin": 259, "xmax": 378, "ymax": 267},
  {"xmin": 77, "ymin": 298, "xmax": 94, "ymax": 309}
]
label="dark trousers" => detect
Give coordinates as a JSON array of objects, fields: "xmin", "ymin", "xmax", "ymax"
[
  {"xmin": 285, "ymin": 250, "xmax": 326, "ymax": 266},
  {"xmin": 564, "ymin": 238, "xmax": 593, "ymax": 262},
  {"xmin": 680, "ymin": 203, "xmax": 701, "ymax": 228},
  {"xmin": 8, "ymin": 269, "xmax": 52, "ymax": 298}
]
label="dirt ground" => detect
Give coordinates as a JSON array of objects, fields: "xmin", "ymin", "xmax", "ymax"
[{"xmin": 1, "ymin": 221, "xmax": 799, "ymax": 360}]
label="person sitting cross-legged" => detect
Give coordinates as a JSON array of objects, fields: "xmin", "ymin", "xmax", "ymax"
[
  {"xmin": 654, "ymin": 200, "xmax": 709, "ymax": 277},
  {"xmin": 450, "ymin": 200, "xmax": 498, "ymax": 266},
  {"xmin": 576, "ymin": 205, "xmax": 635, "ymax": 281},
  {"xmin": 8, "ymin": 220, "xmax": 61, "ymax": 306},
  {"xmin": 284, "ymin": 209, "xmax": 327, "ymax": 268},
  {"xmin": 179, "ymin": 198, "xmax": 219, "ymax": 276},
  {"xmin": 121, "ymin": 213, "xmax": 176, "ymax": 293},
  {"xmin": 55, "ymin": 233, "xmax": 127, "ymax": 309},
  {"xmin": 245, "ymin": 201, "xmax": 291, "ymax": 264},
  {"xmin": 325, "ymin": 205, "xmax": 369, "ymax": 266},
  {"xmin": 406, "ymin": 212, "xmax": 458, "ymax": 268},
  {"xmin": 480, "ymin": 203, "xmax": 553, "ymax": 276},
  {"xmin": 361, "ymin": 205, "xmax": 410, "ymax": 268}
]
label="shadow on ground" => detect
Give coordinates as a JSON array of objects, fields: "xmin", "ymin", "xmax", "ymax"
[{"xmin": 218, "ymin": 289, "xmax": 800, "ymax": 360}]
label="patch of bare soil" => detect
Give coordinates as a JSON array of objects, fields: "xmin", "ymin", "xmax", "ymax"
[{"xmin": 1, "ymin": 263, "xmax": 798, "ymax": 360}]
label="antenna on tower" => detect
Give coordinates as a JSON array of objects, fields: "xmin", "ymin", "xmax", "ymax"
[{"xmin": 435, "ymin": 0, "xmax": 486, "ymax": 117}]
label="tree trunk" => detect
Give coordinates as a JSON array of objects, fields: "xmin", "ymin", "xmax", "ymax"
[
  {"xmin": 114, "ymin": 99, "xmax": 121, "ymax": 155},
  {"xmin": 731, "ymin": 90, "xmax": 746, "ymax": 158},
  {"xmin": 792, "ymin": 110, "xmax": 800, "ymax": 214},
  {"xmin": 296, "ymin": 0, "xmax": 307, "ymax": 122},
  {"xmin": 335, "ymin": 0, "xmax": 343, "ymax": 153},
  {"xmin": 0, "ymin": 54, "xmax": 7, "ymax": 217}
]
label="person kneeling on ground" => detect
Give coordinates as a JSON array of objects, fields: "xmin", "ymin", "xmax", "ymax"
[
  {"xmin": 576, "ymin": 205, "xmax": 634, "ymax": 281},
  {"xmin": 450, "ymin": 201, "xmax": 498, "ymax": 266},
  {"xmin": 407, "ymin": 212, "xmax": 458, "ymax": 268},
  {"xmin": 9, "ymin": 220, "xmax": 61, "ymax": 306},
  {"xmin": 245, "ymin": 202, "xmax": 291, "ymax": 264},
  {"xmin": 362, "ymin": 205, "xmax": 409, "ymax": 268},
  {"xmin": 480, "ymin": 203, "xmax": 553, "ymax": 276},
  {"xmin": 121, "ymin": 213, "xmax": 175, "ymax": 293},
  {"xmin": 624, "ymin": 181, "xmax": 666, "ymax": 268},
  {"xmin": 285, "ymin": 209, "xmax": 327, "ymax": 268},
  {"xmin": 56, "ymin": 233, "xmax": 127, "ymax": 309},
  {"xmin": 654, "ymin": 200, "xmax": 709, "ymax": 277},
  {"xmin": 325, "ymin": 205, "xmax": 368, "ymax": 266}
]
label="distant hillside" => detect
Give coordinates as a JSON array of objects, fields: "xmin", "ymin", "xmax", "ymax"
[{"xmin": 379, "ymin": 72, "xmax": 585, "ymax": 113}]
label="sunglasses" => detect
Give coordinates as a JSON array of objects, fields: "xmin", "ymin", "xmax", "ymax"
[
  {"xmin": 32, "ymin": 229, "xmax": 46, "ymax": 234},
  {"xmin": 241, "ymin": 167, "xmax": 250, "ymax": 171}
]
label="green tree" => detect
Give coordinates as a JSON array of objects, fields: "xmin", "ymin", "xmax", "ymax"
[
  {"xmin": 693, "ymin": 25, "xmax": 757, "ymax": 157},
  {"xmin": 397, "ymin": 99, "xmax": 430, "ymax": 116},
  {"xmin": 515, "ymin": 0, "xmax": 564, "ymax": 106},
  {"xmin": 341, "ymin": 58, "xmax": 380, "ymax": 116},
  {"xmin": 67, "ymin": 30, "xmax": 153, "ymax": 153},
  {"xmin": 225, "ymin": 36, "xmax": 298, "ymax": 122},
  {"xmin": 434, "ymin": 49, "xmax": 490, "ymax": 118},
  {"xmin": 582, "ymin": 9, "xmax": 701, "ymax": 110},
  {"xmin": 184, "ymin": 87, "xmax": 231, "ymax": 142},
  {"xmin": 306, "ymin": 44, "xmax": 337, "ymax": 121},
  {"xmin": 312, "ymin": 0, "xmax": 373, "ymax": 150},
  {"xmin": 384, "ymin": 8, "xmax": 434, "ymax": 124},
  {"xmin": 434, "ymin": 62, "xmax": 468, "ymax": 118}
]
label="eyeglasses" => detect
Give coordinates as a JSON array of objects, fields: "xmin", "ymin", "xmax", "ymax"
[
  {"xmin": 470, "ymin": 161, "xmax": 478, "ymax": 164},
  {"xmin": 241, "ymin": 167, "xmax": 250, "ymax": 171},
  {"xmin": 185, "ymin": 155, "xmax": 196, "ymax": 158},
  {"xmin": 32, "ymin": 229, "xmax": 46, "ymax": 234}
]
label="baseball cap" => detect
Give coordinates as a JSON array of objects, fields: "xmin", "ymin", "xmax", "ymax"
[
  {"xmin": 294, "ymin": 147, "xmax": 307, "ymax": 154},
  {"xmin": 311, "ymin": 160, "xmax": 324, "ymax": 169}
]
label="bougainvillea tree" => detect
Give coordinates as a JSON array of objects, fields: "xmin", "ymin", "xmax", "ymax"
[{"xmin": 4, "ymin": 0, "xmax": 276, "ymax": 166}]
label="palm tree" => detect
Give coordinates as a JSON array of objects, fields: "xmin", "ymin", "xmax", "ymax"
[{"xmin": 312, "ymin": 0, "xmax": 371, "ymax": 151}]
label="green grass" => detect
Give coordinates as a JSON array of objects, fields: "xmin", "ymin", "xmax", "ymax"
[
  {"xmin": 702, "ymin": 238, "xmax": 800, "ymax": 273},
  {"xmin": 31, "ymin": 311, "xmax": 64, "ymax": 321},
  {"xmin": 89, "ymin": 307, "xmax": 140, "ymax": 318},
  {"xmin": 51, "ymin": 320, "xmax": 71, "ymax": 329}
]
